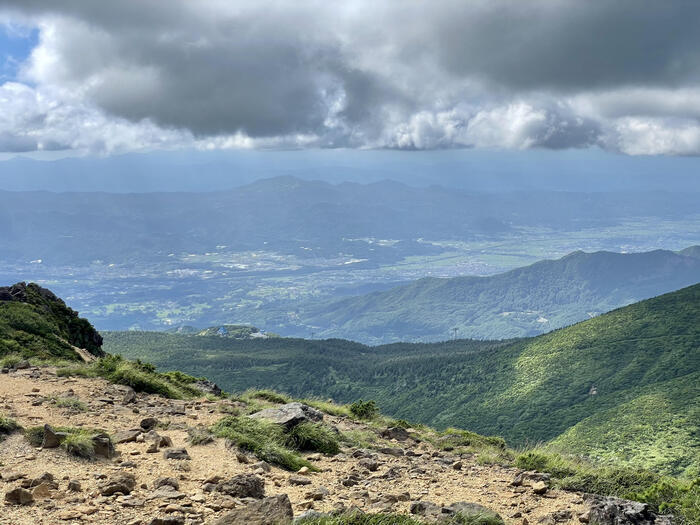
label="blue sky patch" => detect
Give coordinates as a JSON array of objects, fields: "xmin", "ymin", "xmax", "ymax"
[{"xmin": 0, "ymin": 23, "xmax": 39, "ymax": 83}]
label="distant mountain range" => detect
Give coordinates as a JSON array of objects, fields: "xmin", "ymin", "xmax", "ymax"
[
  {"xmin": 1, "ymin": 176, "xmax": 698, "ymax": 265},
  {"xmin": 106, "ymin": 283, "xmax": 700, "ymax": 477},
  {"xmin": 292, "ymin": 246, "xmax": 700, "ymax": 342}
]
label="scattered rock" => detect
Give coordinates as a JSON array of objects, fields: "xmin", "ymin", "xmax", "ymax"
[
  {"xmin": 140, "ymin": 417, "xmax": 160, "ymax": 430},
  {"xmin": 40, "ymin": 424, "xmax": 67, "ymax": 449},
  {"xmin": 585, "ymin": 494, "xmax": 672, "ymax": 525},
  {"xmin": 163, "ymin": 448, "xmax": 190, "ymax": 460},
  {"xmin": 215, "ymin": 474, "xmax": 265, "ymax": 499},
  {"xmin": 248, "ymin": 402, "xmax": 323, "ymax": 429},
  {"xmin": 4, "ymin": 487, "xmax": 34, "ymax": 505},
  {"xmin": 113, "ymin": 429, "xmax": 142, "ymax": 444},
  {"xmin": 381, "ymin": 427, "xmax": 410, "ymax": 441},
  {"xmin": 92, "ymin": 433, "xmax": 115, "ymax": 459},
  {"xmin": 532, "ymin": 480, "xmax": 548, "ymax": 495},
  {"xmin": 194, "ymin": 379, "xmax": 222, "ymax": 396},
  {"xmin": 209, "ymin": 493, "xmax": 293, "ymax": 525},
  {"xmin": 67, "ymin": 479, "xmax": 82, "ymax": 492},
  {"xmin": 98, "ymin": 473, "xmax": 137, "ymax": 496},
  {"xmin": 289, "ymin": 475, "xmax": 312, "ymax": 486},
  {"xmin": 154, "ymin": 477, "xmax": 180, "ymax": 490},
  {"xmin": 377, "ymin": 447, "xmax": 404, "ymax": 457}
]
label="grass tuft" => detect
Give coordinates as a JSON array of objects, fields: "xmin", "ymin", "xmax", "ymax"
[
  {"xmin": 210, "ymin": 416, "xmax": 317, "ymax": 471},
  {"xmin": 285, "ymin": 422, "xmax": 340, "ymax": 454}
]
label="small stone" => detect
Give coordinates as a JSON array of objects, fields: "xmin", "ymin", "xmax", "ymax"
[{"xmin": 163, "ymin": 448, "xmax": 190, "ymax": 460}]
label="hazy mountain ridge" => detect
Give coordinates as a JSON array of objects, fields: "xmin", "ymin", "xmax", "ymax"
[
  {"xmin": 1, "ymin": 177, "xmax": 698, "ymax": 265},
  {"xmin": 295, "ymin": 247, "xmax": 700, "ymax": 342}
]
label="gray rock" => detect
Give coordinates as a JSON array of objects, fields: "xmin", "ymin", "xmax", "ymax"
[
  {"xmin": 41, "ymin": 424, "xmax": 68, "ymax": 449},
  {"xmin": 381, "ymin": 427, "xmax": 410, "ymax": 441},
  {"xmin": 289, "ymin": 475, "xmax": 312, "ymax": 486},
  {"xmin": 248, "ymin": 402, "xmax": 323, "ymax": 429},
  {"xmin": 67, "ymin": 480, "xmax": 82, "ymax": 492},
  {"xmin": 377, "ymin": 447, "xmax": 404, "ymax": 457},
  {"xmin": 215, "ymin": 474, "xmax": 265, "ymax": 499},
  {"xmin": 194, "ymin": 379, "xmax": 222, "ymax": 397},
  {"xmin": 98, "ymin": 473, "xmax": 136, "ymax": 496},
  {"xmin": 585, "ymin": 495, "xmax": 672, "ymax": 525},
  {"xmin": 140, "ymin": 417, "xmax": 159, "ymax": 430},
  {"xmin": 294, "ymin": 510, "xmax": 326, "ymax": 522},
  {"xmin": 92, "ymin": 433, "xmax": 115, "ymax": 459},
  {"xmin": 209, "ymin": 494, "xmax": 293, "ymax": 525},
  {"xmin": 4, "ymin": 487, "xmax": 34, "ymax": 505},
  {"xmin": 113, "ymin": 429, "xmax": 142, "ymax": 444},
  {"xmin": 447, "ymin": 502, "xmax": 504, "ymax": 523},
  {"xmin": 154, "ymin": 477, "xmax": 180, "ymax": 490},
  {"xmin": 163, "ymin": 448, "xmax": 190, "ymax": 460},
  {"xmin": 358, "ymin": 458, "xmax": 380, "ymax": 471}
]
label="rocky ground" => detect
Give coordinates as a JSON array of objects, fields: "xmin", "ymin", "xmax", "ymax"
[{"xmin": 0, "ymin": 365, "xmax": 590, "ymax": 525}]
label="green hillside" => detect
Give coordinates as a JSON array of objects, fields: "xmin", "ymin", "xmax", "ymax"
[
  {"xmin": 0, "ymin": 282, "xmax": 104, "ymax": 361},
  {"xmin": 296, "ymin": 247, "xmax": 700, "ymax": 343},
  {"xmin": 106, "ymin": 284, "xmax": 700, "ymax": 476}
]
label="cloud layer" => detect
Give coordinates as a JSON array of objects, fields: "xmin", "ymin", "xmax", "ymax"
[{"xmin": 1, "ymin": 1, "xmax": 700, "ymax": 155}]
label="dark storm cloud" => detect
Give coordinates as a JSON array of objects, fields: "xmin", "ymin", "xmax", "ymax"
[{"xmin": 1, "ymin": 0, "xmax": 700, "ymax": 153}]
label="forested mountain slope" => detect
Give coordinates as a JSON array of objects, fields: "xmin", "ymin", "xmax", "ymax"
[
  {"xmin": 296, "ymin": 247, "xmax": 700, "ymax": 342},
  {"xmin": 106, "ymin": 284, "xmax": 700, "ymax": 476}
]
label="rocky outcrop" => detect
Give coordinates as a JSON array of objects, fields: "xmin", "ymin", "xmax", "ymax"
[
  {"xmin": 208, "ymin": 494, "xmax": 293, "ymax": 525},
  {"xmin": 248, "ymin": 402, "xmax": 323, "ymax": 428},
  {"xmin": 0, "ymin": 282, "xmax": 104, "ymax": 356},
  {"xmin": 585, "ymin": 494, "xmax": 672, "ymax": 525}
]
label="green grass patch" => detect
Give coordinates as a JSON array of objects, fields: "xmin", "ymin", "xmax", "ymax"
[
  {"xmin": 211, "ymin": 416, "xmax": 317, "ymax": 471},
  {"xmin": 515, "ymin": 448, "xmax": 700, "ymax": 524},
  {"xmin": 246, "ymin": 389, "xmax": 291, "ymax": 404},
  {"xmin": 285, "ymin": 422, "xmax": 340, "ymax": 454},
  {"xmin": 45, "ymin": 395, "xmax": 87, "ymax": 412},
  {"xmin": 57, "ymin": 355, "xmax": 203, "ymax": 399},
  {"xmin": 24, "ymin": 425, "xmax": 110, "ymax": 460},
  {"xmin": 301, "ymin": 399, "xmax": 353, "ymax": 418},
  {"xmin": 0, "ymin": 415, "xmax": 20, "ymax": 442}
]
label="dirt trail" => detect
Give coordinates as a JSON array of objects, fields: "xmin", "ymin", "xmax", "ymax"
[{"xmin": 0, "ymin": 367, "xmax": 585, "ymax": 524}]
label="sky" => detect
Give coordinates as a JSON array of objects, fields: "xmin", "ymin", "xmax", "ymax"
[{"xmin": 1, "ymin": 1, "xmax": 700, "ymax": 159}]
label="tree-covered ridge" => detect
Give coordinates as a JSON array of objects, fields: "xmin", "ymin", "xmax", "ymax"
[
  {"xmin": 105, "ymin": 283, "xmax": 700, "ymax": 476},
  {"xmin": 299, "ymin": 247, "xmax": 700, "ymax": 342},
  {"xmin": 0, "ymin": 282, "xmax": 104, "ymax": 361}
]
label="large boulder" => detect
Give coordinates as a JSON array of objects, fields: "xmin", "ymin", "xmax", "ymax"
[
  {"xmin": 208, "ymin": 494, "xmax": 293, "ymax": 525},
  {"xmin": 248, "ymin": 402, "xmax": 323, "ymax": 429},
  {"xmin": 214, "ymin": 474, "xmax": 265, "ymax": 499},
  {"xmin": 585, "ymin": 495, "xmax": 672, "ymax": 525}
]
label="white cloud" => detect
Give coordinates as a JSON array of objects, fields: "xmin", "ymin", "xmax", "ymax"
[{"xmin": 1, "ymin": 1, "xmax": 700, "ymax": 155}]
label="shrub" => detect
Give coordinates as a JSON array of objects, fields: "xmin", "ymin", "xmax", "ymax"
[
  {"xmin": 349, "ymin": 399, "xmax": 378, "ymax": 420},
  {"xmin": 285, "ymin": 422, "xmax": 340, "ymax": 454}
]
